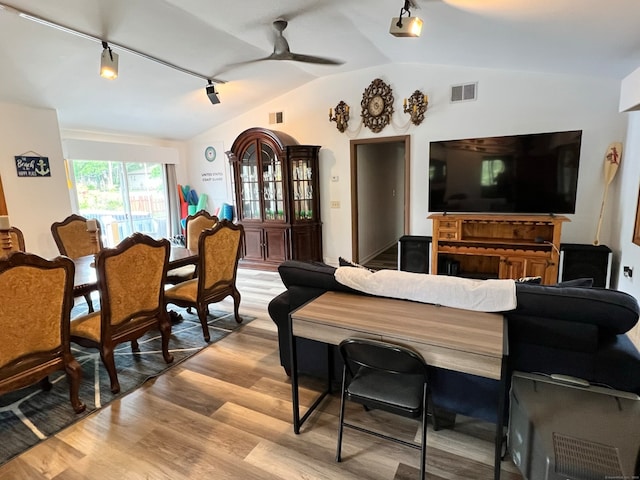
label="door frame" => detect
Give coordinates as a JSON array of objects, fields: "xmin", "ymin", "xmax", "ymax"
[{"xmin": 350, "ymin": 135, "xmax": 411, "ymax": 262}]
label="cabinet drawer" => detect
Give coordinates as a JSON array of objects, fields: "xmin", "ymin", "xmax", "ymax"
[
  {"xmin": 439, "ymin": 220, "xmax": 458, "ymax": 230},
  {"xmin": 438, "ymin": 229, "xmax": 459, "ymax": 240}
]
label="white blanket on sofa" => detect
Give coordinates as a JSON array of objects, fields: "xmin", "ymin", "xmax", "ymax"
[{"xmin": 334, "ymin": 267, "xmax": 517, "ymax": 312}]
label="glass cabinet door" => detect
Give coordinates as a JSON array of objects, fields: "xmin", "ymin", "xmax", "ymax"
[
  {"xmin": 239, "ymin": 143, "xmax": 260, "ymax": 220},
  {"xmin": 261, "ymin": 143, "xmax": 285, "ymax": 221},
  {"xmin": 291, "ymin": 157, "xmax": 314, "ymax": 221}
]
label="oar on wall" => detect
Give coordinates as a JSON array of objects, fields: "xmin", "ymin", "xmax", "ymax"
[{"xmin": 594, "ymin": 142, "xmax": 623, "ymax": 246}]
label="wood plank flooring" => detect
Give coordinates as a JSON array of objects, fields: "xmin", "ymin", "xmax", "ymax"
[{"xmin": 0, "ymin": 268, "xmax": 523, "ymax": 480}]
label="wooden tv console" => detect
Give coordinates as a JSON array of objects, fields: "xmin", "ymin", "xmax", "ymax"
[{"xmin": 428, "ymin": 214, "xmax": 569, "ymax": 284}]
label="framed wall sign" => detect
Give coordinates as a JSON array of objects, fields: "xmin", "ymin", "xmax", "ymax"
[{"xmin": 14, "ymin": 155, "xmax": 51, "ymax": 177}]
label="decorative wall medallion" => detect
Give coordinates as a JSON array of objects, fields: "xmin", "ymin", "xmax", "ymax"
[{"xmin": 361, "ymin": 78, "xmax": 394, "ymax": 133}]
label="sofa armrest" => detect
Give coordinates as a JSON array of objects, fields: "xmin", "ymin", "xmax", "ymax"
[
  {"xmin": 514, "ymin": 283, "xmax": 639, "ymax": 335},
  {"xmin": 278, "ymin": 260, "xmax": 357, "ymax": 293}
]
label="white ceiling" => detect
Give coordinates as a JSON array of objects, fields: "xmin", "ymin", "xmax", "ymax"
[{"xmin": 1, "ymin": 0, "xmax": 639, "ymax": 141}]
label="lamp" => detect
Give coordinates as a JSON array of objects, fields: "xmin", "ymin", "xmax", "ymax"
[
  {"xmin": 403, "ymin": 90, "xmax": 428, "ymax": 125},
  {"xmin": 206, "ymin": 80, "xmax": 220, "ymax": 105},
  {"xmin": 0, "ymin": 215, "xmax": 12, "ymax": 251},
  {"xmin": 390, "ymin": 0, "xmax": 423, "ymax": 37},
  {"xmin": 329, "ymin": 101, "xmax": 350, "ymax": 132},
  {"xmin": 100, "ymin": 41, "xmax": 118, "ymax": 79}
]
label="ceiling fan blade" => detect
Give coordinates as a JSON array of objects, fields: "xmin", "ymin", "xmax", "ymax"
[{"xmin": 288, "ymin": 52, "xmax": 344, "ymax": 65}]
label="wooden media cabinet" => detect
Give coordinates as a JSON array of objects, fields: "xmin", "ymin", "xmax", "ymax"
[{"xmin": 428, "ymin": 214, "xmax": 569, "ymax": 284}]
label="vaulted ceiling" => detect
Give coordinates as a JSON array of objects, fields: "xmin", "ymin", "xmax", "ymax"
[{"xmin": 1, "ymin": 0, "xmax": 639, "ymax": 140}]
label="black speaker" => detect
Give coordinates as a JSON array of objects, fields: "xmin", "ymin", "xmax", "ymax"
[
  {"xmin": 398, "ymin": 235, "xmax": 432, "ymax": 273},
  {"xmin": 559, "ymin": 243, "xmax": 612, "ymax": 288}
]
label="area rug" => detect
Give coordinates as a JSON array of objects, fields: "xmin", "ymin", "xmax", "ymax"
[{"xmin": 0, "ymin": 305, "xmax": 253, "ymax": 466}]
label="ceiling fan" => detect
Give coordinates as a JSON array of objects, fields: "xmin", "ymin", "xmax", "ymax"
[{"xmin": 232, "ymin": 19, "xmax": 344, "ymax": 67}]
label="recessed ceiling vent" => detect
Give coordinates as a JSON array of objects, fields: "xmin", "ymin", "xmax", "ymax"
[
  {"xmin": 450, "ymin": 82, "xmax": 477, "ymax": 103},
  {"xmin": 269, "ymin": 111, "xmax": 284, "ymax": 124}
]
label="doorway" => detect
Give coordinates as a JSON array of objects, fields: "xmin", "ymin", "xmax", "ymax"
[{"xmin": 350, "ymin": 135, "xmax": 410, "ymax": 264}]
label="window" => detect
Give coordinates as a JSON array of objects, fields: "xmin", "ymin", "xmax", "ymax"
[{"xmin": 70, "ymin": 160, "xmax": 169, "ymax": 246}]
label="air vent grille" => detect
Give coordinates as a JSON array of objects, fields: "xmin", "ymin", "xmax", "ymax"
[
  {"xmin": 450, "ymin": 82, "xmax": 477, "ymax": 102},
  {"xmin": 553, "ymin": 432, "xmax": 623, "ymax": 480},
  {"xmin": 269, "ymin": 111, "xmax": 284, "ymax": 124}
]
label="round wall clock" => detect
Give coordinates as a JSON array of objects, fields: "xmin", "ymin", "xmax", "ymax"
[
  {"xmin": 361, "ymin": 78, "xmax": 394, "ymax": 133},
  {"xmin": 204, "ymin": 146, "xmax": 216, "ymax": 162}
]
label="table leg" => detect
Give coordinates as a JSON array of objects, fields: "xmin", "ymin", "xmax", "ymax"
[
  {"xmin": 494, "ymin": 355, "xmax": 508, "ymax": 480},
  {"xmin": 289, "ymin": 313, "xmax": 301, "ymax": 433},
  {"xmin": 289, "ymin": 313, "xmax": 332, "ymax": 434}
]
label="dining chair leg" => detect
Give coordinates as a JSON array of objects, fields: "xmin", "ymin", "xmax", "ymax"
[
  {"xmin": 159, "ymin": 313, "xmax": 175, "ymax": 364},
  {"xmin": 39, "ymin": 376, "xmax": 53, "ymax": 391},
  {"xmin": 100, "ymin": 346, "xmax": 121, "ymax": 394},
  {"xmin": 336, "ymin": 366, "xmax": 348, "ymax": 462},
  {"xmin": 197, "ymin": 305, "xmax": 210, "ymax": 342},
  {"xmin": 65, "ymin": 356, "xmax": 86, "ymax": 413},
  {"xmin": 83, "ymin": 293, "xmax": 94, "ymax": 313},
  {"xmin": 232, "ymin": 288, "xmax": 242, "ymax": 323}
]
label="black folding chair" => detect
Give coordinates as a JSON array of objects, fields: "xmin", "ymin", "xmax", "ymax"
[{"xmin": 336, "ymin": 337, "xmax": 430, "ymax": 479}]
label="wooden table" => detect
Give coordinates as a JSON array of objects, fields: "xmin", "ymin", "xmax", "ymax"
[
  {"xmin": 73, "ymin": 246, "xmax": 197, "ymax": 297},
  {"xmin": 289, "ymin": 291, "xmax": 508, "ymax": 480}
]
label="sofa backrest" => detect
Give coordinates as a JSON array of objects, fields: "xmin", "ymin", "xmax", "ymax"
[{"xmin": 512, "ymin": 283, "xmax": 639, "ymax": 336}]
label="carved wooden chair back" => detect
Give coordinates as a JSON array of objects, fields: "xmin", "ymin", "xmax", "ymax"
[
  {"xmin": 0, "ymin": 252, "xmax": 85, "ymax": 412},
  {"xmin": 185, "ymin": 210, "xmax": 218, "ymax": 251},
  {"xmin": 165, "ymin": 220, "xmax": 244, "ymax": 341},
  {"xmin": 198, "ymin": 219, "xmax": 243, "ymax": 298},
  {"xmin": 70, "ymin": 233, "xmax": 173, "ymax": 394},
  {"xmin": 165, "ymin": 211, "xmax": 218, "ymax": 286},
  {"xmin": 51, "ymin": 214, "xmax": 103, "ymax": 260}
]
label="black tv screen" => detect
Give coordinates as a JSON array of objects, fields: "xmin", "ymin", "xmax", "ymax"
[{"xmin": 428, "ymin": 130, "xmax": 582, "ymax": 214}]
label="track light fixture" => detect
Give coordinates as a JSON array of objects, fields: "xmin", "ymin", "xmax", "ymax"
[
  {"xmin": 0, "ymin": 2, "xmax": 225, "ymax": 87},
  {"xmin": 390, "ymin": 0, "xmax": 423, "ymax": 37},
  {"xmin": 100, "ymin": 41, "xmax": 118, "ymax": 79},
  {"xmin": 206, "ymin": 80, "xmax": 220, "ymax": 105}
]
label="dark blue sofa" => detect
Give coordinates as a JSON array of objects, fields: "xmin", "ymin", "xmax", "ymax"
[{"xmin": 267, "ymin": 260, "xmax": 640, "ymax": 424}]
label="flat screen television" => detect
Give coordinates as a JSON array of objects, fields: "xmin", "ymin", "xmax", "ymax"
[{"xmin": 429, "ymin": 130, "xmax": 582, "ymax": 214}]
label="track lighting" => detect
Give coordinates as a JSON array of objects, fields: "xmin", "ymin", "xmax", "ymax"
[
  {"xmin": 206, "ymin": 80, "xmax": 220, "ymax": 105},
  {"xmin": 100, "ymin": 41, "xmax": 118, "ymax": 79},
  {"xmin": 0, "ymin": 2, "xmax": 225, "ymax": 86},
  {"xmin": 390, "ymin": 0, "xmax": 423, "ymax": 37}
]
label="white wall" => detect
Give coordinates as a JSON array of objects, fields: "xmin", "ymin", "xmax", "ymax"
[
  {"xmin": 0, "ymin": 103, "xmax": 72, "ymax": 258},
  {"xmin": 0, "ymin": 108, "xmax": 189, "ymax": 259},
  {"xmin": 188, "ymin": 63, "xmax": 627, "ymax": 265},
  {"xmin": 615, "ymin": 111, "xmax": 640, "ymax": 347}
]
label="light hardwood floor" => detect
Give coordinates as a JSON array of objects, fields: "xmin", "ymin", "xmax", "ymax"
[{"xmin": 0, "ymin": 268, "xmax": 523, "ymax": 480}]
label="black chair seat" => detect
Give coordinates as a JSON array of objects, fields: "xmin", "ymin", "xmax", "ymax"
[
  {"xmin": 336, "ymin": 338, "xmax": 430, "ymax": 479},
  {"xmin": 347, "ymin": 369, "xmax": 425, "ymax": 417}
]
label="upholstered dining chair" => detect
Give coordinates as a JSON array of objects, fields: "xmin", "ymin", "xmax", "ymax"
[
  {"xmin": 165, "ymin": 220, "xmax": 244, "ymax": 342},
  {"xmin": 165, "ymin": 210, "xmax": 218, "ymax": 285},
  {"xmin": 0, "ymin": 252, "xmax": 85, "ymax": 413},
  {"xmin": 51, "ymin": 214, "xmax": 104, "ymax": 312},
  {"xmin": 70, "ymin": 233, "xmax": 173, "ymax": 394},
  {"xmin": 336, "ymin": 338, "xmax": 431, "ymax": 479}
]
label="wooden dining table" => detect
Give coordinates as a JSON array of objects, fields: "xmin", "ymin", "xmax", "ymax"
[{"xmin": 73, "ymin": 246, "xmax": 198, "ymax": 298}]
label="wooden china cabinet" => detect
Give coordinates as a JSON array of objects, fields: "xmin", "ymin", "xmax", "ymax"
[{"xmin": 228, "ymin": 127, "xmax": 322, "ymax": 270}]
